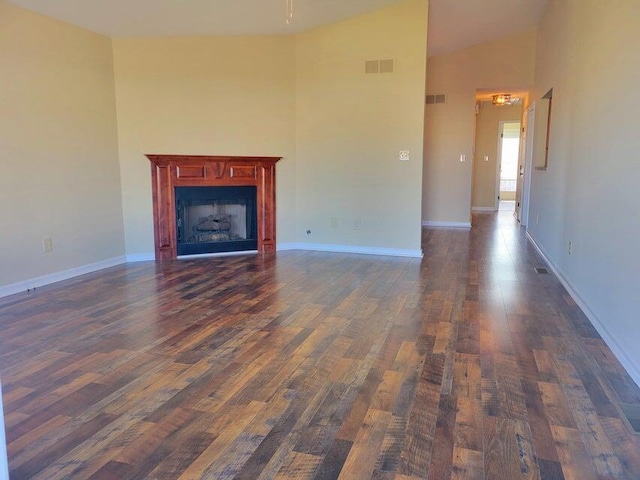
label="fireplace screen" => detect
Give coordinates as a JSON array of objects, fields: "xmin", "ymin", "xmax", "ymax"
[{"xmin": 175, "ymin": 186, "xmax": 257, "ymax": 255}]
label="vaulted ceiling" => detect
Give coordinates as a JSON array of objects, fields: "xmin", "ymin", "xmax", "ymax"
[
  {"xmin": 427, "ymin": 0, "xmax": 547, "ymax": 56},
  {"xmin": 7, "ymin": 0, "xmax": 548, "ymax": 56}
]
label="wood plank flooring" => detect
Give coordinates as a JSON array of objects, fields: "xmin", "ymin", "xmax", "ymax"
[{"xmin": 2, "ymin": 211, "xmax": 640, "ymax": 479}]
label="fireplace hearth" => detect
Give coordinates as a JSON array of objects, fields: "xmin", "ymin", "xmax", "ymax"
[{"xmin": 147, "ymin": 155, "xmax": 280, "ymax": 260}]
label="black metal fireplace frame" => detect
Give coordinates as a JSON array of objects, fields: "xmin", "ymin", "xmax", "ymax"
[{"xmin": 175, "ymin": 186, "xmax": 258, "ymax": 256}]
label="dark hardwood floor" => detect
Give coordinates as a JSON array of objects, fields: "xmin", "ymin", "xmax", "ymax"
[{"xmin": 1, "ymin": 211, "xmax": 640, "ymax": 479}]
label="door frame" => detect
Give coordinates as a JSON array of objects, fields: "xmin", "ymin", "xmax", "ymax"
[
  {"xmin": 495, "ymin": 121, "xmax": 521, "ymax": 211},
  {"xmin": 520, "ymin": 104, "xmax": 535, "ymax": 226},
  {"xmin": 494, "ymin": 123, "xmax": 505, "ymax": 211}
]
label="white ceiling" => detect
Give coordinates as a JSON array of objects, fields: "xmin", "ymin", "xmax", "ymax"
[
  {"xmin": 7, "ymin": 0, "xmax": 407, "ymax": 37},
  {"xmin": 427, "ymin": 0, "xmax": 548, "ymax": 57},
  {"xmin": 7, "ymin": 0, "xmax": 548, "ymax": 56}
]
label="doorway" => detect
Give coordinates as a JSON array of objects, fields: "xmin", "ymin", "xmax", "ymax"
[
  {"xmin": 471, "ymin": 97, "xmax": 523, "ymax": 214},
  {"xmin": 497, "ymin": 122, "xmax": 521, "ymax": 211},
  {"xmin": 517, "ymin": 105, "xmax": 535, "ymax": 225}
]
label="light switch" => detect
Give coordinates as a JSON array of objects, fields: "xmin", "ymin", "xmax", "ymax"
[
  {"xmin": 484, "ymin": 155, "xmax": 489, "ymax": 162},
  {"xmin": 459, "ymin": 154, "xmax": 466, "ymax": 162},
  {"xmin": 399, "ymin": 150, "xmax": 410, "ymax": 161}
]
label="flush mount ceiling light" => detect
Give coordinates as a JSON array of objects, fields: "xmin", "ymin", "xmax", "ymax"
[
  {"xmin": 492, "ymin": 94, "xmax": 511, "ymax": 105},
  {"xmin": 285, "ymin": 0, "xmax": 294, "ymax": 25}
]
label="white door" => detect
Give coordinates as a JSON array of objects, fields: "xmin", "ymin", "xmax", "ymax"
[{"xmin": 520, "ymin": 105, "xmax": 535, "ymax": 226}]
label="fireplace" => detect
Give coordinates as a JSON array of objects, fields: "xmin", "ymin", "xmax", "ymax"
[
  {"xmin": 175, "ymin": 186, "xmax": 257, "ymax": 255},
  {"xmin": 147, "ymin": 155, "xmax": 280, "ymax": 260}
]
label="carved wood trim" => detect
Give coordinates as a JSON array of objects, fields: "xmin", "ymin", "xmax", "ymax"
[{"xmin": 147, "ymin": 154, "xmax": 281, "ymax": 260}]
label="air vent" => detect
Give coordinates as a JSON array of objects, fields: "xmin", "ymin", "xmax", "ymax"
[
  {"xmin": 426, "ymin": 94, "xmax": 446, "ymax": 105},
  {"xmin": 534, "ymin": 267, "xmax": 549, "ymax": 274},
  {"xmin": 379, "ymin": 59, "xmax": 394, "ymax": 73},
  {"xmin": 365, "ymin": 60, "xmax": 379, "ymax": 74},
  {"xmin": 619, "ymin": 403, "xmax": 640, "ymax": 435},
  {"xmin": 365, "ymin": 59, "xmax": 394, "ymax": 74}
]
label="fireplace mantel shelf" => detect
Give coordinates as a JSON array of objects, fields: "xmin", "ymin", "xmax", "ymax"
[{"xmin": 147, "ymin": 154, "xmax": 281, "ymax": 261}]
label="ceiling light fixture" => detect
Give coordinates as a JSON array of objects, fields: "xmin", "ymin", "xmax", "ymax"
[
  {"xmin": 492, "ymin": 94, "xmax": 511, "ymax": 106},
  {"xmin": 286, "ymin": 0, "xmax": 294, "ymax": 25}
]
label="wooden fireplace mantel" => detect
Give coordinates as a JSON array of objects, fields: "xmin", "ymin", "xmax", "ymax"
[{"xmin": 146, "ymin": 154, "xmax": 281, "ymax": 260}]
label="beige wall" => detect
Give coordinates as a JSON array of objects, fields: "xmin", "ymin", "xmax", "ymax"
[
  {"xmin": 423, "ymin": 31, "xmax": 536, "ymax": 224},
  {"xmin": 112, "ymin": 36, "xmax": 297, "ymax": 256},
  {"xmin": 0, "ymin": 1, "xmax": 124, "ymax": 290},
  {"xmin": 113, "ymin": 0, "xmax": 428, "ymax": 257},
  {"xmin": 472, "ymin": 104, "xmax": 522, "ymax": 209},
  {"xmin": 0, "ymin": 0, "xmax": 428, "ymax": 294},
  {"xmin": 295, "ymin": 0, "xmax": 428, "ymax": 252},
  {"xmin": 528, "ymin": 0, "xmax": 640, "ymax": 383}
]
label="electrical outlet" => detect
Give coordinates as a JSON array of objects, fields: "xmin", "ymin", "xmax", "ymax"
[
  {"xmin": 568, "ymin": 241, "xmax": 572, "ymax": 256},
  {"xmin": 353, "ymin": 218, "xmax": 362, "ymax": 230},
  {"xmin": 330, "ymin": 217, "xmax": 338, "ymax": 228},
  {"xmin": 459, "ymin": 154, "xmax": 466, "ymax": 162},
  {"xmin": 43, "ymin": 237, "xmax": 53, "ymax": 253}
]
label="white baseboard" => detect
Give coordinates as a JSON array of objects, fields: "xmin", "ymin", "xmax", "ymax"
[
  {"xmin": 133, "ymin": 245, "xmax": 426, "ymax": 259},
  {"xmin": 422, "ymin": 221, "xmax": 471, "ymax": 228},
  {"xmin": 276, "ymin": 243, "xmax": 298, "ymax": 251},
  {"xmin": 526, "ymin": 232, "xmax": 640, "ymax": 387},
  {"xmin": 126, "ymin": 253, "xmax": 155, "ymax": 262},
  {"xmin": 278, "ymin": 242, "xmax": 423, "ymax": 258},
  {"xmin": 471, "ymin": 206, "xmax": 498, "ymax": 212},
  {"xmin": 0, "ymin": 256, "xmax": 126, "ymax": 299}
]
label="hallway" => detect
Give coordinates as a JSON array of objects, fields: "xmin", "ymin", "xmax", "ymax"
[{"xmin": 1, "ymin": 211, "xmax": 639, "ymax": 479}]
